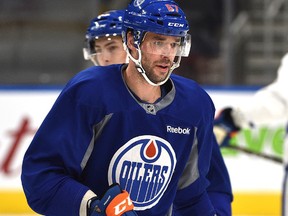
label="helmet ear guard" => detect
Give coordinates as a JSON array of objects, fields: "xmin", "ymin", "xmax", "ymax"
[{"xmin": 122, "ymin": 30, "xmax": 143, "ymax": 71}]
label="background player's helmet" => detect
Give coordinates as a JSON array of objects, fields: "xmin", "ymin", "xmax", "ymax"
[
  {"xmin": 83, "ymin": 10, "xmax": 124, "ymax": 61},
  {"xmin": 122, "ymin": 0, "xmax": 191, "ymax": 86}
]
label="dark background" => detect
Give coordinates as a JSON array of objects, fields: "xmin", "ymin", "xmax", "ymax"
[{"xmin": 1, "ymin": 0, "xmax": 287, "ymax": 86}]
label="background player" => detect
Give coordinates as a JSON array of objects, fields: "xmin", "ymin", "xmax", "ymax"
[
  {"xmin": 21, "ymin": 0, "xmax": 232, "ymax": 215},
  {"xmin": 83, "ymin": 9, "xmax": 127, "ymax": 66},
  {"xmin": 214, "ymin": 52, "xmax": 288, "ymax": 216}
]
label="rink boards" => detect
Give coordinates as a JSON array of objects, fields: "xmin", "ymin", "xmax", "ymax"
[{"xmin": 0, "ymin": 87, "xmax": 284, "ymax": 215}]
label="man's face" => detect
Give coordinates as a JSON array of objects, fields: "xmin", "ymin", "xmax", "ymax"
[
  {"xmin": 140, "ymin": 32, "xmax": 180, "ymax": 84},
  {"xmin": 91, "ymin": 36, "xmax": 127, "ymax": 66}
]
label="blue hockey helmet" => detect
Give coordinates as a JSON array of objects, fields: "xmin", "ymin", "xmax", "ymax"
[
  {"xmin": 122, "ymin": 0, "xmax": 191, "ymax": 86},
  {"xmin": 123, "ymin": 0, "xmax": 190, "ymax": 53},
  {"xmin": 83, "ymin": 10, "xmax": 125, "ymax": 62},
  {"xmin": 86, "ymin": 10, "xmax": 124, "ymax": 39}
]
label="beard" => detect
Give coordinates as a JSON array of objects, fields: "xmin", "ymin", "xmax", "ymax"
[{"xmin": 141, "ymin": 54, "xmax": 173, "ymax": 84}]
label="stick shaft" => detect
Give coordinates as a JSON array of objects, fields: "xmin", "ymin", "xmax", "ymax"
[{"xmin": 225, "ymin": 145, "xmax": 283, "ymax": 164}]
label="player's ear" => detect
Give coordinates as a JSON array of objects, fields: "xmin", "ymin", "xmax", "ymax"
[
  {"xmin": 126, "ymin": 31, "xmax": 138, "ymax": 58},
  {"xmin": 126, "ymin": 32, "xmax": 135, "ymax": 51}
]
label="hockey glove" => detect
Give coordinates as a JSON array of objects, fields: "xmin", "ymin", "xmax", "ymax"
[
  {"xmin": 214, "ymin": 107, "xmax": 241, "ymax": 147},
  {"xmin": 87, "ymin": 183, "xmax": 138, "ymax": 216}
]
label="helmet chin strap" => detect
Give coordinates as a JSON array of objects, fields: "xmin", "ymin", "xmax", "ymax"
[{"xmin": 125, "ymin": 43, "xmax": 181, "ymax": 86}]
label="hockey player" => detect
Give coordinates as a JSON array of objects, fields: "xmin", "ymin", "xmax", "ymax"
[
  {"xmin": 21, "ymin": 0, "xmax": 232, "ymax": 215},
  {"xmin": 82, "ymin": 6, "xmax": 232, "ymax": 216},
  {"xmin": 214, "ymin": 52, "xmax": 288, "ymax": 216},
  {"xmin": 83, "ymin": 10, "xmax": 127, "ymax": 66}
]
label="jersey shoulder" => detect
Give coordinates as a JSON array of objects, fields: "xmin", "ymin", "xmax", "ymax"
[
  {"xmin": 59, "ymin": 64, "xmax": 124, "ymax": 105},
  {"xmin": 170, "ymin": 74, "xmax": 212, "ymax": 102},
  {"xmin": 170, "ymin": 74, "xmax": 215, "ymax": 120},
  {"xmin": 68, "ymin": 64, "xmax": 122, "ymax": 87},
  {"xmin": 63, "ymin": 65, "xmax": 122, "ymax": 94}
]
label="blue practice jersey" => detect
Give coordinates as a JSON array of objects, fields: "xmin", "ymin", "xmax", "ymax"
[{"xmin": 21, "ymin": 64, "xmax": 232, "ymax": 216}]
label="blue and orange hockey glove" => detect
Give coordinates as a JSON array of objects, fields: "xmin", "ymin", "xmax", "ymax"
[
  {"xmin": 87, "ymin": 183, "xmax": 137, "ymax": 216},
  {"xmin": 214, "ymin": 107, "xmax": 241, "ymax": 147}
]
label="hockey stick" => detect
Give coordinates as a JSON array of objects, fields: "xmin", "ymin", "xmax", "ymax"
[{"xmin": 224, "ymin": 145, "xmax": 283, "ymax": 164}]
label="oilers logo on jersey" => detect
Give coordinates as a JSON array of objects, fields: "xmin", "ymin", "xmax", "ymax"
[{"xmin": 108, "ymin": 135, "xmax": 176, "ymax": 210}]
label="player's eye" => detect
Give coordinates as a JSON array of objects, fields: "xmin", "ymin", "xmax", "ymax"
[
  {"xmin": 95, "ymin": 48, "xmax": 102, "ymax": 54},
  {"xmin": 171, "ymin": 42, "xmax": 180, "ymax": 49},
  {"xmin": 153, "ymin": 41, "xmax": 164, "ymax": 48},
  {"xmin": 108, "ymin": 45, "xmax": 118, "ymax": 53}
]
